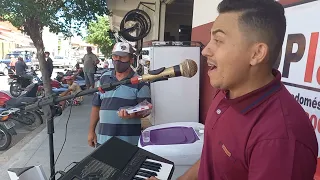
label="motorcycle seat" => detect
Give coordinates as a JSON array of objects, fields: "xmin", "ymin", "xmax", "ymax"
[
  {"xmin": 10, "ymin": 75, "xmax": 29, "ymax": 79},
  {"xmin": 6, "ymin": 97, "xmax": 38, "ymax": 108},
  {"xmin": 10, "ymin": 75, "xmax": 19, "ymax": 78}
]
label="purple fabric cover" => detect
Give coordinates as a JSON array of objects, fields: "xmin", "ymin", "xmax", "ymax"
[{"xmin": 140, "ymin": 126, "xmax": 199, "ymax": 147}]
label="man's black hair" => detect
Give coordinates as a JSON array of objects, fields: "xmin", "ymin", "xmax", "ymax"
[{"xmin": 218, "ymin": 0, "xmax": 286, "ymax": 66}]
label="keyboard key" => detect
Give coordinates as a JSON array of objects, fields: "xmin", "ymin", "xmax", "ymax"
[
  {"xmin": 137, "ymin": 171, "xmax": 152, "ymax": 178},
  {"xmin": 144, "ymin": 160, "xmax": 162, "ymax": 167},
  {"xmin": 141, "ymin": 165, "xmax": 160, "ymax": 172},
  {"xmin": 138, "ymin": 169, "xmax": 157, "ymax": 177},
  {"xmin": 141, "ymin": 159, "xmax": 173, "ymax": 180}
]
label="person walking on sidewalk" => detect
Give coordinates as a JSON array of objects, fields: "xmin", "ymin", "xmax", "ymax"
[
  {"xmin": 87, "ymin": 42, "xmax": 151, "ymax": 147},
  {"xmin": 82, "ymin": 46, "xmax": 99, "ymax": 89},
  {"xmin": 45, "ymin": 51, "xmax": 53, "ymax": 78}
]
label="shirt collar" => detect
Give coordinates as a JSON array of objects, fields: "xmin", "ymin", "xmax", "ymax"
[{"xmin": 223, "ymin": 69, "xmax": 282, "ymax": 114}]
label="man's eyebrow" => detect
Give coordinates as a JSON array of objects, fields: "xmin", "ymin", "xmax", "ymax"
[{"xmin": 211, "ymin": 29, "xmax": 226, "ymax": 35}]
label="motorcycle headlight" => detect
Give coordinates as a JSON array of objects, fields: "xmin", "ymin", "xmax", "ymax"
[{"xmin": 32, "ymin": 78, "xmax": 38, "ymax": 83}]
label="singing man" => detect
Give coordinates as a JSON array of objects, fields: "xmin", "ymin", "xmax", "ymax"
[{"xmin": 148, "ymin": 0, "xmax": 318, "ymax": 180}]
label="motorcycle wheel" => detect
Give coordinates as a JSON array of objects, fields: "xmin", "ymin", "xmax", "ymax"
[
  {"xmin": 0, "ymin": 125, "xmax": 12, "ymax": 151},
  {"xmin": 10, "ymin": 82, "xmax": 22, "ymax": 97},
  {"xmin": 3, "ymin": 68, "xmax": 8, "ymax": 76},
  {"xmin": 22, "ymin": 111, "xmax": 43, "ymax": 131}
]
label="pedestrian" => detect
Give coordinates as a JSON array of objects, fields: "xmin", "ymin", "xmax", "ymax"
[
  {"xmin": 82, "ymin": 47, "xmax": 99, "ymax": 89},
  {"xmin": 87, "ymin": 42, "xmax": 151, "ymax": 147},
  {"xmin": 9, "ymin": 55, "xmax": 17, "ymax": 71},
  {"xmin": 45, "ymin": 51, "xmax": 53, "ymax": 79}
]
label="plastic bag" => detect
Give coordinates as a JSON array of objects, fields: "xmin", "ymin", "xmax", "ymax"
[{"xmin": 118, "ymin": 100, "xmax": 153, "ymax": 117}]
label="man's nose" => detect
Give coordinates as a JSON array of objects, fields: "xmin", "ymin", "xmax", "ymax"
[
  {"xmin": 113, "ymin": 56, "xmax": 120, "ymax": 60},
  {"xmin": 201, "ymin": 44, "xmax": 211, "ymax": 57}
]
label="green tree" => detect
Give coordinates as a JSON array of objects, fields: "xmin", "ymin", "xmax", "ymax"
[
  {"xmin": 0, "ymin": 0, "xmax": 110, "ymax": 94},
  {"xmin": 86, "ymin": 15, "xmax": 114, "ymax": 58}
]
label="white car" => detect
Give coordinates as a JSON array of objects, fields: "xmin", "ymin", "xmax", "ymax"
[{"xmin": 52, "ymin": 56, "xmax": 71, "ymax": 68}]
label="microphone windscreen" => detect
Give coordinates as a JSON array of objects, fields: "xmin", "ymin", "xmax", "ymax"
[{"xmin": 180, "ymin": 59, "xmax": 198, "ymax": 78}]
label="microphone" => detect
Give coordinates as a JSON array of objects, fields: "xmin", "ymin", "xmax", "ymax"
[{"xmin": 130, "ymin": 59, "xmax": 198, "ymax": 84}]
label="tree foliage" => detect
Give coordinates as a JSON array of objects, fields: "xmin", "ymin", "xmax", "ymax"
[
  {"xmin": 0, "ymin": 0, "xmax": 110, "ymax": 94},
  {"xmin": 86, "ymin": 16, "xmax": 114, "ymax": 58}
]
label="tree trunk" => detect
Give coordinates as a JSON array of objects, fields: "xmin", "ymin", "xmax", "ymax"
[
  {"xmin": 25, "ymin": 18, "xmax": 52, "ymax": 96},
  {"xmin": 35, "ymin": 41, "xmax": 52, "ymax": 96}
]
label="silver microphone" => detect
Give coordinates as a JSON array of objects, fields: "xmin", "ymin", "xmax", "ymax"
[{"xmin": 130, "ymin": 59, "xmax": 198, "ymax": 84}]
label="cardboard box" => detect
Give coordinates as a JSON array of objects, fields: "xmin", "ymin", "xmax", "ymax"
[{"xmin": 141, "ymin": 116, "xmax": 152, "ymax": 130}]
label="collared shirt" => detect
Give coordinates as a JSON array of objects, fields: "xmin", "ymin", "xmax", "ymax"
[
  {"xmin": 198, "ymin": 69, "xmax": 318, "ymax": 180},
  {"xmin": 92, "ymin": 70, "xmax": 151, "ymax": 145}
]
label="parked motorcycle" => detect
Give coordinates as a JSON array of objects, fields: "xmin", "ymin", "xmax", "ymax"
[
  {"xmin": 9, "ymin": 69, "xmax": 61, "ymax": 97},
  {"xmin": 55, "ymin": 70, "xmax": 86, "ymax": 90},
  {"xmin": 0, "ymin": 83, "xmax": 43, "ymax": 150},
  {"xmin": 0, "ymin": 112, "xmax": 16, "ymax": 151}
]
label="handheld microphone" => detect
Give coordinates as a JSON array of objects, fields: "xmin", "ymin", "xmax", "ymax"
[{"xmin": 130, "ymin": 59, "xmax": 198, "ymax": 84}]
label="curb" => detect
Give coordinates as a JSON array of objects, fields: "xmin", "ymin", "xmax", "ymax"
[{"xmin": 0, "ymin": 124, "xmax": 46, "ymax": 164}]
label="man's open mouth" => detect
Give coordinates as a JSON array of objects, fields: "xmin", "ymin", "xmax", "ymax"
[{"xmin": 208, "ymin": 64, "xmax": 217, "ymax": 70}]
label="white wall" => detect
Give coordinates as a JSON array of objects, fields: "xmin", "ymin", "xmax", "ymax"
[
  {"xmin": 42, "ymin": 27, "xmax": 71, "ymax": 57},
  {"xmin": 192, "ymin": 0, "xmax": 222, "ymax": 28},
  {"xmin": 42, "ymin": 27, "xmax": 58, "ymax": 56}
]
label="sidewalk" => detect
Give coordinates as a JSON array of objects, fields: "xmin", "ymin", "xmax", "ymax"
[{"xmin": 0, "ymin": 96, "xmax": 94, "ymax": 180}]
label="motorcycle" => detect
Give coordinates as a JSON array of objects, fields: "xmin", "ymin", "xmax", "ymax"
[
  {"xmin": 0, "ymin": 112, "xmax": 16, "ymax": 151},
  {"xmin": 9, "ymin": 69, "xmax": 61, "ymax": 97},
  {"xmin": 55, "ymin": 70, "xmax": 86, "ymax": 90},
  {"xmin": 0, "ymin": 83, "xmax": 43, "ymax": 150}
]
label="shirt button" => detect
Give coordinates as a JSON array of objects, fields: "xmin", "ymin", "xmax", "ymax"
[{"xmin": 216, "ymin": 109, "xmax": 221, "ymax": 114}]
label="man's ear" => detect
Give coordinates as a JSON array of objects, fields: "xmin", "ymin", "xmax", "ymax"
[{"xmin": 249, "ymin": 43, "xmax": 268, "ymax": 66}]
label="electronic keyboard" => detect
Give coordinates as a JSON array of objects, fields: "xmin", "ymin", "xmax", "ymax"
[{"xmin": 58, "ymin": 137, "xmax": 175, "ymax": 180}]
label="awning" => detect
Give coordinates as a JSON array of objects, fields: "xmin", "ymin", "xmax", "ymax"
[
  {"xmin": 0, "ymin": 30, "xmax": 32, "ymax": 45},
  {"xmin": 0, "ymin": 25, "xmax": 12, "ymax": 32},
  {"xmin": 0, "ymin": 34, "xmax": 12, "ymax": 41}
]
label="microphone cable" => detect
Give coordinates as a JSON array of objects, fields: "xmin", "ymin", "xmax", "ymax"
[{"xmin": 49, "ymin": 90, "xmax": 83, "ymax": 180}]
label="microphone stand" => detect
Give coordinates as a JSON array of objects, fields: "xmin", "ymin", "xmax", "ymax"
[{"xmin": 24, "ymin": 79, "xmax": 133, "ymax": 180}]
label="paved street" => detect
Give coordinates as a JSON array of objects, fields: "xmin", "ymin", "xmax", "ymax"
[{"xmin": 0, "ymin": 68, "xmax": 68, "ymax": 155}]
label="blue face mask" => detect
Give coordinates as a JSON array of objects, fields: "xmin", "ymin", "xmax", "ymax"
[{"xmin": 113, "ymin": 60, "xmax": 130, "ymax": 73}]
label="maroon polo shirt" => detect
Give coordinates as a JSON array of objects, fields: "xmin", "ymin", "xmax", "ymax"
[{"xmin": 198, "ymin": 70, "xmax": 318, "ymax": 180}]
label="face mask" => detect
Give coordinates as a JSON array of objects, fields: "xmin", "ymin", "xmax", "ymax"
[{"xmin": 113, "ymin": 60, "xmax": 131, "ymax": 73}]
